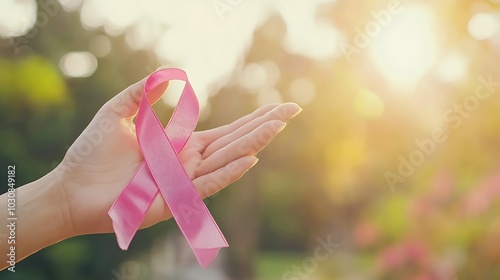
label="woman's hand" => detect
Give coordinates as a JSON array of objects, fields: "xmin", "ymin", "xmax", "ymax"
[
  {"xmin": 0, "ymin": 74, "xmax": 301, "ymax": 269},
  {"xmin": 55, "ymin": 76, "xmax": 302, "ymax": 237}
]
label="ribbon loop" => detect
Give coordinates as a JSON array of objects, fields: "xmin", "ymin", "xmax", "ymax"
[{"xmin": 108, "ymin": 68, "xmax": 228, "ymax": 267}]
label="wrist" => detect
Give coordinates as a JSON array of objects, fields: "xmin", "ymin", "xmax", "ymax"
[
  {"xmin": 16, "ymin": 171, "xmax": 73, "ymax": 255},
  {"xmin": 45, "ymin": 168, "xmax": 76, "ymax": 238},
  {"xmin": 0, "ymin": 169, "xmax": 72, "ymax": 269}
]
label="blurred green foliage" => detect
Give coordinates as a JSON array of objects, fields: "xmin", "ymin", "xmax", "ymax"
[{"xmin": 2, "ymin": 0, "xmax": 500, "ymax": 279}]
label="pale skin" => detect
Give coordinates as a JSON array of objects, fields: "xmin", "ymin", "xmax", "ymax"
[{"xmin": 0, "ymin": 75, "xmax": 302, "ymax": 270}]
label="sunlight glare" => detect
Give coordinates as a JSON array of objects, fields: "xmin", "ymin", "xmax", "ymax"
[
  {"xmin": 436, "ymin": 49, "xmax": 468, "ymax": 83},
  {"xmin": 467, "ymin": 12, "xmax": 500, "ymax": 40},
  {"xmin": 369, "ymin": 4, "xmax": 439, "ymax": 90},
  {"xmin": 277, "ymin": 0, "xmax": 342, "ymax": 60},
  {"xmin": 0, "ymin": 0, "xmax": 36, "ymax": 37},
  {"xmin": 289, "ymin": 77, "xmax": 316, "ymax": 106},
  {"xmin": 58, "ymin": 0, "xmax": 83, "ymax": 12},
  {"xmin": 354, "ymin": 88, "xmax": 385, "ymax": 119},
  {"xmin": 59, "ymin": 52, "xmax": 98, "ymax": 78},
  {"xmin": 257, "ymin": 88, "xmax": 283, "ymax": 107},
  {"xmin": 72, "ymin": 0, "xmax": 341, "ymax": 106}
]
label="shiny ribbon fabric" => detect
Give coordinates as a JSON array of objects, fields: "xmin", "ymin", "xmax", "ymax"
[{"xmin": 108, "ymin": 68, "xmax": 228, "ymax": 267}]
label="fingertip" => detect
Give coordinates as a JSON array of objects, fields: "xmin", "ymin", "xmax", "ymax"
[
  {"xmin": 292, "ymin": 106, "xmax": 303, "ymax": 118},
  {"xmin": 249, "ymin": 156, "xmax": 259, "ymax": 168},
  {"xmin": 284, "ymin": 102, "xmax": 302, "ymax": 118},
  {"xmin": 237, "ymin": 156, "xmax": 259, "ymax": 172},
  {"xmin": 273, "ymin": 103, "xmax": 302, "ymax": 121},
  {"xmin": 277, "ymin": 121, "xmax": 287, "ymax": 133},
  {"xmin": 268, "ymin": 120, "xmax": 286, "ymax": 133}
]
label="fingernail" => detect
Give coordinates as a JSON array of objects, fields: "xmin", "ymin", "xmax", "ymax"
[
  {"xmin": 292, "ymin": 108, "xmax": 302, "ymax": 118},
  {"xmin": 276, "ymin": 121, "xmax": 287, "ymax": 133},
  {"xmin": 250, "ymin": 157, "xmax": 259, "ymax": 168},
  {"xmin": 286, "ymin": 103, "xmax": 302, "ymax": 118}
]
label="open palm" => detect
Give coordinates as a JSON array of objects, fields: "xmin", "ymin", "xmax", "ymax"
[{"xmin": 55, "ymin": 77, "xmax": 301, "ymax": 237}]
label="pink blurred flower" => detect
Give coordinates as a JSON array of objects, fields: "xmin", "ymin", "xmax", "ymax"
[
  {"xmin": 411, "ymin": 171, "xmax": 454, "ymax": 219},
  {"xmin": 378, "ymin": 239, "xmax": 430, "ymax": 271},
  {"xmin": 464, "ymin": 190, "xmax": 491, "ymax": 216},
  {"xmin": 429, "ymin": 171, "xmax": 454, "ymax": 203},
  {"xmin": 354, "ymin": 221, "xmax": 380, "ymax": 248},
  {"xmin": 379, "ymin": 244, "xmax": 406, "ymax": 270},
  {"xmin": 404, "ymin": 239, "xmax": 429, "ymax": 265},
  {"xmin": 410, "ymin": 197, "xmax": 433, "ymax": 219},
  {"xmin": 409, "ymin": 274, "xmax": 435, "ymax": 280},
  {"xmin": 481, "ymin": 172, "xmax": 500, "ymax": 198}
]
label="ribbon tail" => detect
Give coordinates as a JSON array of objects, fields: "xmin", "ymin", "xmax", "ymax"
[
  {"xmin": 194, "ymin": 248, "xmax": 224, "ymax": 268},
  {"xmin": 173, "ymin": 201, "xmax": 229, "ymax": 267},
  {"xmin": 108, "ymin": 162, "xmax": 158, "ymax": 250}
]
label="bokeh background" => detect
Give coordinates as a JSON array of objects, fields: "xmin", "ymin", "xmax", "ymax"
[{"xmin": 1, "ymin": 0, "xmax": 500, "ymax": 279}]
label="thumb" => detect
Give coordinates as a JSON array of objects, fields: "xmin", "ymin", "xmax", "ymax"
[{"xmin": 101, "ymin": 74, "xmax": 169, "ymax": 119}]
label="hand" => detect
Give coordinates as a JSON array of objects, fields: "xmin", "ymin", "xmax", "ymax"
[{"xmin": 55, "ymin": 76, "xmax": 302, "ymax": 237}]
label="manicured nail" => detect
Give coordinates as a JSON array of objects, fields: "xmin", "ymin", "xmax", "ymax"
[
  {"xmin": 291, "ymin": 106, "xmax": 303, "ymax": 118},
  {"xmin": 283, "ymin": 103, "xmax": 302, "ymax": 118},
  {"xmin": 276, "ymin": 121, "xmax": 287, "ymax": 133},
  {"xmin": 250, "ymin": 157, "xmax": 259, "ymax": 168}
]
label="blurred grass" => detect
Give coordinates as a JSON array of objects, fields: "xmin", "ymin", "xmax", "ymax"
[{"xmin": 256, "ymin": 252, "xmax": 306, "ymax": 280}]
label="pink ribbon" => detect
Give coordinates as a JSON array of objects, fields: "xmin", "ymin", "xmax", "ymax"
[{"xmin": 108, "ymin": 68, "xmax": 228, "ymax": 267}]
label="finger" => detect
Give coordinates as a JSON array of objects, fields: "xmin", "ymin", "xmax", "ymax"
[
  {"xmin": 202, "ymin": 103, "xmax": 301, "ymax": 159},
  {"xmin": 140, "ymin": 156, "xmax": 259, "ymax": 229},
  {"xmin": 101, "ymin": 75, "xmax": 169, "ymax": 119},
  {"xmin": 195, "ymin": 120, "xmax": 285, "ymax": 178},
  {"xmin": 140, "ymin": 190, "xmax": 172, "ymax": 229},
  {"xmin": 193, "ymin": 156, "xmax": 259, "ymax": 199},
  {"xmin": 198, "ymin": 103, "xmax": 281, "ymax": 144}
]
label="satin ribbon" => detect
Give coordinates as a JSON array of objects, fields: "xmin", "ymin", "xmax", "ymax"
[{"xmin": 108, "ymin": 68, "xmax": 228, "ymax": 268}]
